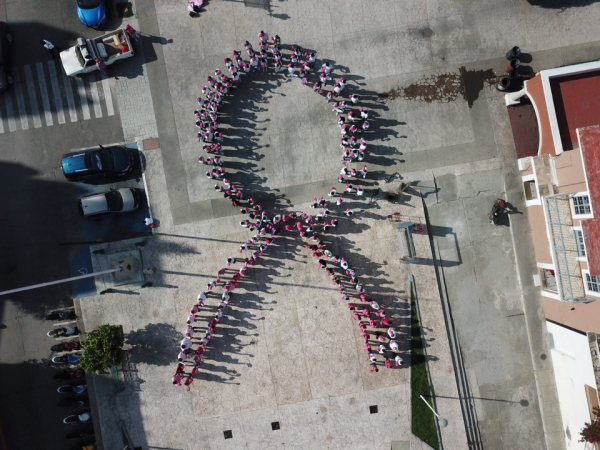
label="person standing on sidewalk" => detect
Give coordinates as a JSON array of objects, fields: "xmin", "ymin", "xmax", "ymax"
[{"xmin": 41, "ymin": 39, "xmax": 59, "ymax": 58}]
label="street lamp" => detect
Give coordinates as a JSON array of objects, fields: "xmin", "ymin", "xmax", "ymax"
[{"xmin": 420, "ymin": 395, "xmax": 448, "ymax": 428}]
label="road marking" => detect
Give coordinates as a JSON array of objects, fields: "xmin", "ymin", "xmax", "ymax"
[
  {"xmin": 23, "ymin": 65, "xmax": 42, "ymax": 128},
  {"xmin": 3, "ymin": 92, "xmax": 16, "ymax": 132},
  {"xmin": 0, "ymin": 106, "xmax": 4, "ymax": 134},
  {"xmin": 36, "ymin": 62, "xmax": 53, "ymax": 126},
  {"xmin": 47, "ymin": 61, "xmax": 66, "ymax": 125},
  {"xmin": 13, "ymin": 72, "xmax": 29, "ymax": 131},
  {"xmin": 62, "ymin": 73, "xmax": 78, "ymax": 123},
  {"xmin": 101, "ymin": 76, "xmax": 114, "ymax": 116},
  {"xmin": 75, "ymin": 77, "xmax": 91, "ymax": 121},
  {"xmin": 89, "ymin": 75, "xmax": 103, "ymax": 118}
]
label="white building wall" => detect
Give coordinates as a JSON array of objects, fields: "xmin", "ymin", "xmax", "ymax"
[{"xmin": 547, "ymin": 321, "xmax": 597, "ymax": 449}]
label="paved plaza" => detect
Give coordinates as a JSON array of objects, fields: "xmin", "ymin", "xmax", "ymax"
[{"xmin": 74, "ymin": 0, "xmax": 600, "ymax": 449}]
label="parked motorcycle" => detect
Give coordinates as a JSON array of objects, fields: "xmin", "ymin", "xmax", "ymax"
[
  {"xmin": 54, "ymin": 369, "xmax": 85, "ymax": 381},
  {"xmin": 47, "ymin": 327, "xmax": 80, "ymax": 338},
  {"xmin": 57, "ymin": 384, "xmax": 87, "ymax": 395},
  {"xmin": 57, "ymin": 397, "xmax": 89, "ymax": 408},
  {"xmin": 63, "ymin": 411, "xmax": 91, "ymax": 424},
  {"xmin": 489, "ymin": 199, "xmax": 508, "ymax": 225},
  {"xmin": 45, "ymin": 310, "xmax": 77, "ymax": 321},
  {"xmin": 52, "ymin": 354, "xmax": 82, "ymax": 365},
  {"xmin": 65, "ymin": 427, "xmax": 95, "ymax": 440},
  {"xmin": 51, "ymin": 341, "xmax": 81, "ymax": 353}
]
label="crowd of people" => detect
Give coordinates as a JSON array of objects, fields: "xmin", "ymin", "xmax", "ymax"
[{"xmin": 173, "ymin": 31, "xmax": 403, "ymax": 389}]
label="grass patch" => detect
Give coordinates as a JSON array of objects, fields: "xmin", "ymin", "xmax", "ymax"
[{"xmin": 410, "ymin": 283, "xmax": 440, "ymax": 449}]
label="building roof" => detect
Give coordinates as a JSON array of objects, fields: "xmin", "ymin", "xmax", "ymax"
[{"xmin": 579, "ymin": 126, "xmax": 600, "ymax": 276}]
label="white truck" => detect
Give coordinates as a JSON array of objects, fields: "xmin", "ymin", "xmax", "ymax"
[{"xmin": 60, "ymin": 28, "xmax": 134, "ymax": 77}]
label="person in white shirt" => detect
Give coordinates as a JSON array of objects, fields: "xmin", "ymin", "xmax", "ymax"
[{"xmin": 41, "ymin": 39, "xmax": 59, "ymax": 58}]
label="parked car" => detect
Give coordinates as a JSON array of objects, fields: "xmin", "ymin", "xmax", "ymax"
[
  {"xmin": 78, "ymin": 188, "xmax": 140, "ymax": 218},
  {"xmin": 62, "ymin": 146, "xmax": 136, "ymax": 183},
  {"xmin": 0, "ymin": 22, "xmax": 13, "ymax": 94},
  {"xmin": 76, "ymin": 0, "xmax": 107, "ymax": 28}
]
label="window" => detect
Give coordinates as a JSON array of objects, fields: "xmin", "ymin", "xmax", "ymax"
[
  {"xmin": 524, "ymin": 180, "xmax": 538, "ymax": 200},
  {"xmin": 575, "ymin": 229, "xmax": 586, "ymax": 257},
  {"xmin": 573, "ymin": 195, "xmax": 591, "ymax": 216},
  {"xmin": 586, "ymin": 273, "xmax": 600, "ymax": 293}
]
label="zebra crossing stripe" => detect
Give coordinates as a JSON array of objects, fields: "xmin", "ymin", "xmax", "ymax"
[
  {"xmin": 62, "ymin": 72, "xmax": 78, "ymax": 123},
  {"xmin": 23, "ymin": 65, "xmax": 42, "ymax": 128},
  {"xmin": 36, "ymin": 62, "xmax": 53, "ymax": 126},
  {"xmin": 101, "ymin": 77, "xmax": 114, "ymax": 116},
  {"xmin": 89, "ymin": 75, "xmax": 103, "ymax": 118},
  {"xmin": 13, "ymin": 72, "xmax": 29, "ymax": 131},
  {"xmin": 3, "ymin": 92, "xmax": 17, "ymax": 132},
  {"xmin": 75, "ymin": 77, "xmax": 91, "ymax": 121},
  {"xmin": 48, "ymin": 61, "xmax": 66, "ymax": 125}
]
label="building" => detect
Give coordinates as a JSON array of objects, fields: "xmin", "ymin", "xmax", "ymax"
[{"xmin": 506, "ymin": 60, "xmax": 600, "ymax": 449}]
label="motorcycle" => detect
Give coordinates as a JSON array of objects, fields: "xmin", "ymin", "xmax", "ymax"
[
  {"xmin": 54, "ymin": 369, "xmax": 85, "ymax": 381},
  {"xmin": 57, "ymin": 397, "xmax": 89, "ymax": 408},
  {"xmin": 45, "ymin": 310, "xmax": 77, "ymax": 321},
  {"xmin": 52, "ymin": 354, "xmax": 82, "ymax": 365},
  {"xmin": 63, "ymin": 411, "xmax": 91, "ymax": 424},
  {"xmin": 65, "ymin": 427, "xmax": 95, "ymax": 440},
  {"xmin": 489, "ymin": 199, "xmax": 508, "ymax": 225},
  {"xmin": 57, "ymin": 384, "xmax": 87, "ymax": 395},
  {"xmin": 51, "ymin": 341, "xmax": 81, "ymax": 353},
  {"xmin": 47, "ymin": 326, "xmax": 80, "ymax": 338}
]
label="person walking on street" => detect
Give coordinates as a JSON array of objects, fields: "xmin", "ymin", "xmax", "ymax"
[{"xmin": 41, "ymin": 39, "xmax": 59, "ymax": 58}]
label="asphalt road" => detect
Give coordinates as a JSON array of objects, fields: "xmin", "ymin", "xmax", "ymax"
[{"xmin": 0, "ymin": 0, "xmax": 147, "ymax": 448}]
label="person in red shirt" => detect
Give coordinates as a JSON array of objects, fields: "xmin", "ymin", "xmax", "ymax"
[
  {"xmin": 185, "ymin": 375, "xmax": 194, "ymax": 391},
  {"xmin": 384, "ymin": 358, "xmax": 393, "ymax": 369}
]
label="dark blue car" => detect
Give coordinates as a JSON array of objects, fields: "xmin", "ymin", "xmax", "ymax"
[
  {"xmin": 77, "ymin": 0, "xmax": 107, "ymax": 28},
  {"xmin": 62, "ymin": 146, "xmax": 136, "ymax": 183}
]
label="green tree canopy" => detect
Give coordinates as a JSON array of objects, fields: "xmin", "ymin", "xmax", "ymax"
[{"xmin": 80, "ymin": 324, "xmax": 125, "ymax": 373}]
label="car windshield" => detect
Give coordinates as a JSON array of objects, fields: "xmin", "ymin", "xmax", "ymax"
[
  {"xmin": 77, "ymin": 0, "xmax": 101, "ymax": 9},
  {"xmin": 104, "ymin": 191, "xmax": 124, "ymax": 212}
]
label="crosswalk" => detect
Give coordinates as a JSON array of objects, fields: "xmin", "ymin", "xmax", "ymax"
[{"xmin": 0, "ymin": 60, "xmax": 116, "ymax": 134}]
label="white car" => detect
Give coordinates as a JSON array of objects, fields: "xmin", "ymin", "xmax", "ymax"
[{"xmin": 78, "ymin": 188, "xmax": 139, "ymax": 218}]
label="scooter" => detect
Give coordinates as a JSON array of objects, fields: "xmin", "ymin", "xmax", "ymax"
[
  {"xmin": 54, "ymin": 369, "xmax": 85, "ymax": 381},
  {"xmin": 51, "ymin": 341, "xmax": 81, "ymax": 353},
  {"xmin": 45, "ymin": 310, "xmax": 77, "ymax": 321},
  {"xmin": 52, "ymin": 354, "xmax": 82, "ymax": 365},
  {"xmin": 489, "ymin": 199, "xmax": 508, "ymax": 225},
  {"xmin": 57, "ymin": 384, "xmax": 87, "ymax": 395},
  {"xmin": 63, "ymin": 411, "xmax": 91, "ymax": 424},
  {"xmin": 65, "ymin": 426, "xmax": 95, "ymax": 440},
  {"xmin": 57, "ymin": 397, "xmax": 89, "ymax": 408},
  {"xmin": 47, "ymin": 327, "xmax": 80, "ymax": 338}
]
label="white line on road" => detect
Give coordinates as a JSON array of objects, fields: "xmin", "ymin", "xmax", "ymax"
[
  {"xmin": 62, "ymin": 73, "xmax": 78, "ymax": 123},
  {"xmin": 101, "ymin": 76, "xmax": 114, "ymax": 116},
  {"xmin": 75, "ymin": 77, "xmax": 91, "ymax": 121},
  {"xmin": 13, "ymin": 72, "xmax": 29, "ymax": 131},
  {"xmin": 36, "ymin": 62, "xmax": 53, "ymax": 126},
  {"xmin": 23, "ymin": 65, "xmax": 42, "ymax": 128},
  {"xmin": 0, "ymin": 106, "xmax": 4, "ymax": 134},
  {"xmin": 3, "ymin": 92, "xmax": 16, "ymax": 132},
  {"xmin": 89, "ymin": 75, "xmax": 102, "ymax": 119},
  {"xmin": 47, "ymin": 61, "xmax": 66, "ymax": 125}
]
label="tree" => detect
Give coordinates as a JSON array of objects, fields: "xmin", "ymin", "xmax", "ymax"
[
  {"xmin": 580, "ymin": 407, "xmax": 600, "ymax": 443},
  {"xmin": 80, "ymin": 324, "xmax": 125, "ymax": 373}
]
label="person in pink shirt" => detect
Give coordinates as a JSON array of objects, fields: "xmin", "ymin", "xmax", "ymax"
[
  {"xmin": 385, "ymin": 358, "xmax": 393, "ymax": 369},
  {"xmin": 184, "ymin": 375, "xmax": 194, "ymax": 391},
  {"xmin": 380, "ymin": 318, "xmax": 392, "ymax": 327},
  {"xmin": 172, "ymin": 372, "xmax": 184, "ymax": 386},
  {"xmin": 370, "ymin": 363, "xmax": 379, "ymax": 373}
]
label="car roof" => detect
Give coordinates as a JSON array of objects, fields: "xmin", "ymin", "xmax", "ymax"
[
  {"xmin": 79, "ymin": 193, "xmax": 108, "ymax": 215},
  {"xmin": 62, "ymin": 153, "xmax": 92, "ymax": 174}
]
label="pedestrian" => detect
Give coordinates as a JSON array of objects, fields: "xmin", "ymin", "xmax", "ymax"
[
  {"xmin": 344, "ymin": 209, "xmax": 354, "ymax": 217},
  {"xmin": 380, "ymin": 317, "xmax": 392, "ymax": 327},
  {"xmin": 172, "ymin": 372, "xmax": 184, "ymax": 386},
  {"xmin": 240, "ymin": 243, "xmax": 248, "ymax": 253},
  {"xmin": 370, "ymin": 363, "xmax": 379, "ymax": 373},
  {"xmin": 207, "ymin": 280, "xmax": 216, "ymax": 290},
  {"xmin": 370, "ymin": 300, "xmax": 380, "ymax": 310},
  {"xmin": 177, "ymin": 350, "xmax": 187, "ymax": 363},
  {"xmin": 181, "ymin": 336, "xmax": 192, "ymax": 350},
  {"xmin": 349, "ymin": 94, "xmax": 359, "ymax": 104},
  {"xmin": 387, "ymin": 327, "xmax": 397, "ymax": 339},
  {"xmin": 385, "ymin": 358, "xmax": 393, "ymax": 369},
  {"xmin": 186, "ymin": 314, "xmax": 196, "ymax": 325},
  {"xmin": 336, "ymin": 198, "xmax": 343, "ymax": 206},
  {"xmin": 378, "ymin": 344, "xmax": 386, "ymax": 354},
  {"xmin": 360, "ymin": 107, "xmax": 369, "ymax": 120},
  {"xmin": 356, "ymin": 186, "xmax": 364, "ymax": 197},
  {"xmin": 227, "ymin": 257, "xmax": 236, "ymax": 266},
  {"xmin": 368, "ymin": 353, "xmax": 377, "ymax": 363},
  {"xmin": 390, "ymin": 340, "xmax": 399, "ymax": 351},
  {"xmin": 360, "ymin": 166, "xmax": 368, "ymax": 178},
  {"xmin": 395, "ymin": 355, "xmax": 404, "ymax": 366},
  {"xmin": 184, "ymin": 375, "xmax": 194, "ymax": 391},
  {"xmin": 41, "ymin": 39, "xmax": 59, "ymax": 58}
]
